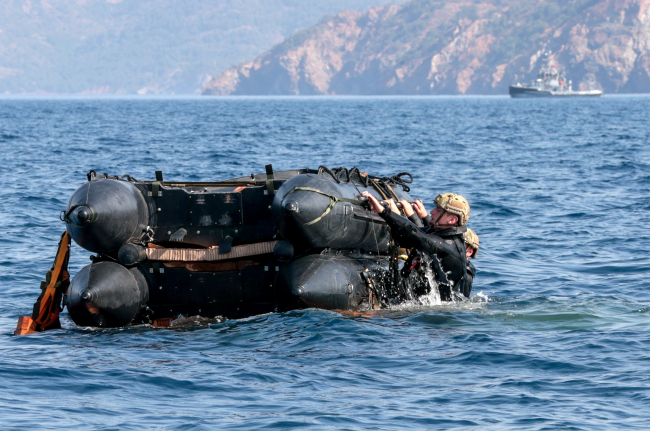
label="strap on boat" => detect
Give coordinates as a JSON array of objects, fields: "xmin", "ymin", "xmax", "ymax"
[
  {"xmin": 15, "ymin": 232, "xmax": 71, "ymax": 335},
  {"xmin": 152, "ymin": 182, "xmax": 160, "ymax": 197},
  {"xmin": 371, "ymin": 179, "xmax": 389, "ymax": 201},
  {"xmin": 371, "ymin": 179, "xmax": 407, "ymax": 217},
  {"xmin": 383, "ymin": 183, "xmax": 407, "ymax": 217},
  {"xmin": 152, "ymin": 170, "xmax": 163, "ymax": 197},
  {"xmin": 265, "ymin": 164, "xmax": 275, "ymax": 196},
  {"xmin": 282, "ymin": 187, "xmax": 364, "ymax": 226},
  {"xmin": 146, "ymin": 240, "xmax": 279, "ymax": 262}
]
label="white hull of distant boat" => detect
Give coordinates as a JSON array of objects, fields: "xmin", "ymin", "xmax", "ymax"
[{"xmin": 509, "ymin": 85, "xmax": 603, "ymax": 98}]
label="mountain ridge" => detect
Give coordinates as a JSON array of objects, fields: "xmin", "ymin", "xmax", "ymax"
[{"xmin": 203, "ymin": 0, "xmax": 650, "ymax": 95}]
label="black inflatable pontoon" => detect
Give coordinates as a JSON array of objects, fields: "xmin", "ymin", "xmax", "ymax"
[{"xmin": 62, "ymin": 166, "xmax": 425, "ymax": 328}]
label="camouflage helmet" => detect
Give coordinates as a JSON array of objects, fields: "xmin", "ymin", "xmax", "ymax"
[
  {"xmin": 463, "ymin": 228, "xmax": 479, "ymax": 258},
  {"xmin": 433, "ymin": 193, "xmax": 470, "ymax": 226}
]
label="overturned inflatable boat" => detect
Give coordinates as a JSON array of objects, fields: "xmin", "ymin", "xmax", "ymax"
[{"xmin": 18, "ymin": 166, "xmax": 444, "ymax": 331}]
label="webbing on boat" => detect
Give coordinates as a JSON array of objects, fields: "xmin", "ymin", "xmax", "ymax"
[
  {"xmin": 146, "ymin": 240, "xmax": 279, "ymax": 262},
  {"xmin": 281, "ymin": 187, "xmax": 365, "ymax": 226}
]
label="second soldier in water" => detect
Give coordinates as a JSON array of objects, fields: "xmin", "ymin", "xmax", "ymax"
[
  {"xmin": 362, "ymin": 191, "xmax": 474, "ymax": 300},
  {"xmin": 462, "ymin": 228, "xmax": 479, "ymax": 297}
]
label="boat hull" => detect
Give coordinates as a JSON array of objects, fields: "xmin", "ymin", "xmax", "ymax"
[
  {"xmin": 272, "ymin": 173, "xmax": 410, "ymax": 253},
  {"xmin": 62, "ymin": 167, "xmax": 423, "ymax": 328},
  {"xmin": 66, "ymin": 256, "xmax": 280, "ymax": 327},
  {"xmin": 275, "ymin": 252, "xmax": 389, "ymax": 311},
  {"xmin": 64, "ymin": 169, "xmax": 312, "ymax": 254},
  {"xmin": 509, "ymin": 85, "xmax": 603, "ymax": 98}
]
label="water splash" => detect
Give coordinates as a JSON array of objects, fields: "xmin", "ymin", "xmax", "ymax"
[{"xmin": 409, "ymin": 256, "xmax": 442, "ymax": 306}]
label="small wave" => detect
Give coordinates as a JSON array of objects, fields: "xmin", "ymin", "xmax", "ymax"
[
  {"xmin": 596, "ymin": 160, "xmax": 639, "ymax": 171},
  {"xmin": 563, "ymin": 261, "xmax": 650, "ymax": 275},
  {"xmin": 565, "ymin": 212, "xmax": 592, "ymax": 219},
  {"xmin": 95, "ymin": 137, "xmax": 127, "ymax": 144},
  {"xmin": 390, "ymin": 289, "xmax": 489, "ymax": 312},
  {"xmin": 488, "ymin": 207, "xmax": 520, "ymax": 217}
]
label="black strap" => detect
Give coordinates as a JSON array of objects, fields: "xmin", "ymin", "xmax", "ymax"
[
  {"xmin": 152, "ymin": 171, "xmax": 164, "ymax": 197},
  {"xmin": 349, "ymin": 167, "xmax": 370, "ymax": 187},
  {"xmin": 389, "ymin": 172, "xmax": 413, "ymax": 192},
  {"xmin": 317, "ymin": 166, "xmax": 341, "ymax": 183},
  {"xmin": 379, "ymin": 172, "xmax": 413, "ymax": 193},
  {"xmin": 120, "ymin": 174, "xmax": 139, "ymax": 182},
  {"xmin": 265, "ymin": 164, "xmax": 275, "ymax": 196}
]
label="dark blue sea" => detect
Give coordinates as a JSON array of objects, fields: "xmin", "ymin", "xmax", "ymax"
[{"xmin": 1, "ymin": 95, "xmax": 649, "ymax": 430}]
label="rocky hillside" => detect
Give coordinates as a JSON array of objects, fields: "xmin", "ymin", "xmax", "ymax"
[
  {"xmin": 203, "ymin": 0, "xmax": 650, "ymax": 95},
  {"xmin": 0, "ymin": 0, "xmax": 405, "ymax": 94}
]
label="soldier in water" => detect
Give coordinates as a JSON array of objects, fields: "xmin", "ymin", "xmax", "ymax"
[
  {"xmin": 463, "ymin": 228, "xmax": 479, "ymax": 297},
  {"xmin": 399, "ymin": 199, "xmax": 479, "ymax": 297},
  {"xmin": 362, "ymin": 191, "xmax": 473, "ymax": 298}
]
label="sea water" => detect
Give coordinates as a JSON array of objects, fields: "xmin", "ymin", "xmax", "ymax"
[{"xmin": 1, "ymin": 95, "xmax": 649, "ymax": 430}]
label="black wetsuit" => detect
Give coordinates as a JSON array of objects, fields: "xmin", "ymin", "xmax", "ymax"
[
  {"xmin": 421, "ymin": 216, "xmax": 475, "ymax": 297},
  {"xmin": 408, "ymin": 213, "xmax": 424, "ymax": 228},
  {"xmin": 379, "ymin": 209, "xmax": 471, "ymax": 298},
  {"xmin": 465, "ymin": 261, "xmax": 476, "ymax": 297}
]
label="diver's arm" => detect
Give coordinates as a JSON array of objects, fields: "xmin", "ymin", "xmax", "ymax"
[
  {"xmin": 412, "ymin": 200, "xmax": 430, "ymax": 226},
  {"xmin": 462, "ymin": 262, "xmax": 476, "ymax": 297},
  {"xmin": 379, "ymin": 209, "xmax": 460, "ymax": 257},
  {"xmin": 400, "ymin": 199, "xmax": 424, "ymax": 227},
  {"xmin": 363, "ymin": 191, "xmax": 466, "ymax": 281},
  {"xmin": 408, "ymin": 213, "xmax": 424, "ymax": 227}
]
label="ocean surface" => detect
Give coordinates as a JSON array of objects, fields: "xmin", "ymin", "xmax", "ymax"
[{"xmin": 1, "ymin": 95, "xmax": 649, "ymax": 430}]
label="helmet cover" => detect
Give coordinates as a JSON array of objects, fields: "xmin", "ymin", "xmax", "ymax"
[
  {"xmin": 463, "ymin": 228, "xmax": 479, "ymax": 258},
  {"xmin": 433, "ymin": 193, "xmax": 470, "ymax": 226}
]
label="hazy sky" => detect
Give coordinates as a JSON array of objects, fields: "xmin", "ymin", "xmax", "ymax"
[{"xmin": 0, "ymin": 0, "xmax": 408, "ymax": 94}]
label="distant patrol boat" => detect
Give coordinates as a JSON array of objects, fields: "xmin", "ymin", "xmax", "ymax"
[{"xmin": 509, "ymin": 59, "xmax": 603, "ymax": 98}]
